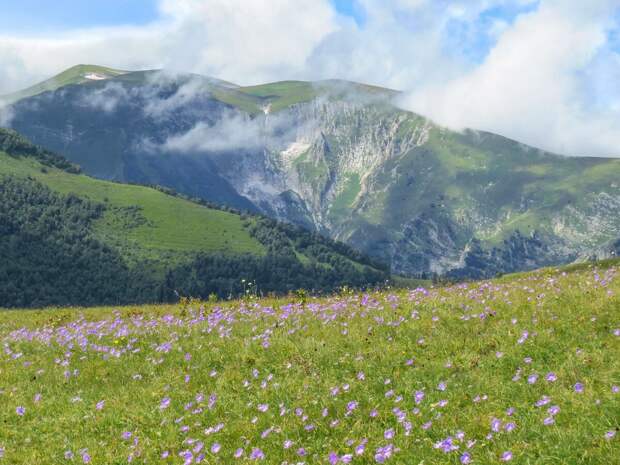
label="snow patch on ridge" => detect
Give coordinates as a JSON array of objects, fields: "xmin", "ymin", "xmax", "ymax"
[{"xmin": 84, "ymin": 73, "xmax": 107, "ymax": 81}]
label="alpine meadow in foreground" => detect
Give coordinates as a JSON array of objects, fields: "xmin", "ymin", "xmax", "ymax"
[{"xmin": 0, "ymin": 262, "xmax": 618, "ymax": 464}]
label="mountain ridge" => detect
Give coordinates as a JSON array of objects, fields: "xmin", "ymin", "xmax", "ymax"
[{"xmin": 3, "ymin": 65, "xmax": 619, "ymax": 279}]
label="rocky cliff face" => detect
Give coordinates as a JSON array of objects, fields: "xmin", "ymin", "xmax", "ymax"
[
  {"xmin": 6, "ymin": 71, "xmax": 620, "ymax": 278},
  {"xmin": 214, "ymin": 97, "xmax": 620, "ymax": 278}
]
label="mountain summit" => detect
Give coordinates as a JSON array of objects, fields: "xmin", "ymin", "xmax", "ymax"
[{"xmin": 4, "ymin": 66, "xmax": 620, "ymax": 278}]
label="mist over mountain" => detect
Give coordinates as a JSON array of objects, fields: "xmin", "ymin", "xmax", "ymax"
[{"xmin": 3, "ymin": 65, "xmax": 620, "ymax": 278}]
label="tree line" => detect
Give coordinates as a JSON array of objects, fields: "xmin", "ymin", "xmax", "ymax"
[{"xmin": 0, "ymin": 175, "xmax": 389, "ymax": 308}]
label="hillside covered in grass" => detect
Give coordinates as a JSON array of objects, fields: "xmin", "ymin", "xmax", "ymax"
[
  {"xmin": 0, "ymin": 261, "xmax": 618, "ymax": 464},
  {"xmin": 0, "ymin": 129, "xmax": 388, "ymax": 307}
]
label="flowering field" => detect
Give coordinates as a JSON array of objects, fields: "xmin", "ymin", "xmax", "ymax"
[{"xmin": 0, "ymin": 263, "xmax": 618, "ymax": 464}]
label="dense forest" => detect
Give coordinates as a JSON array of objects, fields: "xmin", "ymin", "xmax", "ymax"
[
  {"xmin": 0, "ymin": 177, "xmax": 140, "ymax": 307},
  {"xmin": 162, "ymin": 217, "xmax": 389, "ymax": 301},
  {"xmin": 0, "ymin": 175, "xmax": 389, "ymax": 308}
]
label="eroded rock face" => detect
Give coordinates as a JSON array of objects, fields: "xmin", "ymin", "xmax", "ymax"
[
  {"xmin": 8, "ymin": 78, "xmax": 620, "ymax": 278},
  {"xmin": 217, "ymin": 98, "xmax": 620, "ymax": 278}
]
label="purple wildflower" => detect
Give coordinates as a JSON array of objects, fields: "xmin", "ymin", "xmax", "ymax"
[
  {"xmin": 250, "ymin": 448, "xmax": 265, "ymax": 460},
  {"xmin": 374, "ymin": 444, "xmax": 394, "ymax": 463},
  {"xmin": 434, "ymin": 436, "xmax": 458, "ymax": 453},
  {"xmin": 491, "ymin": 418, "xmax": 502, "ymax": 432},
  {"xmin": 346, "ymin": 401, "xmax": 358, "ymax": 412}
]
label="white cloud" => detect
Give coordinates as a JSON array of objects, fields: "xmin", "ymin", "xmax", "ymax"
[
  {"xmin": 0, "ymin": 0, "xmax": 618, "ymax": 156},
  {"xmin": 149, "ymin": 108, "xmax": 308, "ymax": 153},
  {"xmin": 158, "ymin": 0, "xmax": 337, "ymax": 82},
  {"xmin": 78, "ymin": 82, "xmax": 129, "ymax": 113},
  {"xmin": 0, "ymin": 0, "xmax": 337, "ymax": 94},
  {"xmin": 402, "ymin": 0, "xmax": 620, "ymax": 157},
  {"xmin": 0, "ymin": 102, "xmax": 14, "ymax": 126}
]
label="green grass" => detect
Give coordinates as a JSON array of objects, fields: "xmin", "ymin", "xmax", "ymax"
[
  {"xmin": 0, "ymin": 151, "xmax": 265, "ymax": 263},
  {"xmin": 236, "ymin": 80, "xmax": 396, "ymax": 113},
  {"xmin": 329, "ymin": 173, "xmax": 362, "ymax": 220},
  {"xmin": 293, "ymin": 150, "xmax": 330, "ymax": 186},
  {"xmin": 1, "ymin": 65, "xmax": 127, "ymax": 103},
  {"xmin": 238, "ymin": 81, "xmax": 319, "ymax": 112},
  {"xmin": 3, "ymin": 65, "xmax": 400, "ymax": 115},
  {"xmin": 0, "ymin": 262, "xmax": 618, "ymax": 464}
]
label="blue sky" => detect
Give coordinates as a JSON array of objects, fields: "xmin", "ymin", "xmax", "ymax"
[
  {"xmin": 0, "ymin": 0, "xmax": 159, "ymax": 32},
  {"xmin": 332, "ymin": 0, "xmax": 366, "ymax": 25}
]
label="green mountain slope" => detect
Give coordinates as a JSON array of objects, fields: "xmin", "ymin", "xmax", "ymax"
[
  {"xmin": 0, "ymin": 65, "xmax": 128, "ymax": 104},
  {"xmin": 0, "ymin": 129, "xmax": 388, "ymax": 308},
  {"xmin": 0, "ymin": 130, "xmax": 263, "ymax": 263},
  {"xmin": 4, "ymin": 66, "xmax": 619, "ymax": 279}
]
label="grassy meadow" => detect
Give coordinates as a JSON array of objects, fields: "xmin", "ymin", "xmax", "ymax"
[{"xmin": 0, "ymin": 261, "xmax": 618, "ymax": 464}]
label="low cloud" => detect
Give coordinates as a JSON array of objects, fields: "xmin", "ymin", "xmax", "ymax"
[
  {"xmin": 152, "ymin": 109, "xmax": 310, "ymax": 153},
  {"xmin": 142, "ymin": 72, "xmax": 214, "ymax": 118},
  {"xmin": 0, "ymin": 103, "xmax": 14, "ymax": 126},
  {"xmin": 78, "ymin": 82, "xmax": 129, "ymax": 113},
  {"xmin": 160, "ymin": 112, "xmax": 266, "ymax": 152}
]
